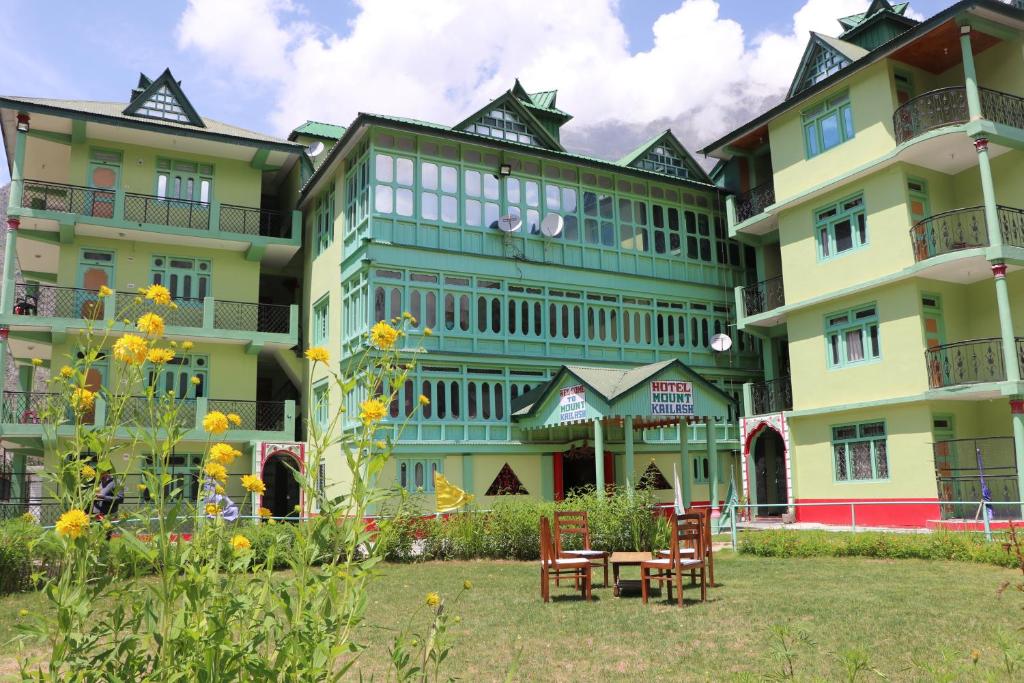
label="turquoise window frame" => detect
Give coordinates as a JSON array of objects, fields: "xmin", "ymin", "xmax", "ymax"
[
  {"xmin": 314, "ymin": 185, "xmax": 335, "ymax": 256},
  {"xmin": 312, "ymin": 381, "xmax": 330, "ymax": 435},
  {"xmin": 831, "ymin": 420, "xmax": 889, "ymax": 482},
  {"xmin": 802, "ymin": 92, "xmax": 855, "ymax": 158},
  {"xmin": 154, "ymin": 157, "xmax": 214, "ymax": 203},
  {"xmin": 825, "ymin": 303, "xmax": 880, "ymax": 369},
  {"xmin": 815, "ymin": 193, "xmax": 867, "ymax": 260},
  {"xmin": 397, "ymin": 458, "xmax": 444, "ymax": 493},
  {"xmin": 312, "ymin": 295, "xmax": 329, "ymax": 346},
  {"xmin": 691, "ymin": 454, "xmax": 710, "ymax": 483}
]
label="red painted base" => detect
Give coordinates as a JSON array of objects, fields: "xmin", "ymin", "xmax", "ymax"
[
  {"xmin": 794, "ymin": 498, "xmax": 941, "ymax": 528},
  {"xmin": 925, "ymin": 519, "xmax": 1024, "ymax": 531}
]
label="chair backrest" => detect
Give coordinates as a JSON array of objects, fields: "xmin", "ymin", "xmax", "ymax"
[
  {"xmin": 668, "ymin": 512, "xmax": 704, "ymax": 563},
  {"xmin": 692, "ymin": 507, "xmax": 713, "ymax": 558},
  {"xmin": 539, "ymin": 516, "xmax": 556, "ymax": 566},
  {"xmin": 553, "ymin": 510, "xmax": 590, "ymax": 554}
]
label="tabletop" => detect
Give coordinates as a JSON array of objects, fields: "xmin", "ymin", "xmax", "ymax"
[{"xmin": 609, "ymin": 551, "xmax": 653, "ymax": 565}]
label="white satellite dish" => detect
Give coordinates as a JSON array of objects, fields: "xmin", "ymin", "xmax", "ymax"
[
  {"xmin": 540, "ymin": 214, "xmax": 564, "ymax": 238},
  {"xmin": 497, "ymin": 215, "xmax": 523, "ymax": 233},
  {"xmin": 710, "ymin": 333, "xmax": 733, "ymax": 352},
  {"xmin": 306, "ymin": 140, "xmax": 325, "ymax": 157}
]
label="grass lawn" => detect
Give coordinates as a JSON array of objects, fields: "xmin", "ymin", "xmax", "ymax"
[{"xmin": 2, "ymin": 551, "xmax": 1022, "ymax": 680}]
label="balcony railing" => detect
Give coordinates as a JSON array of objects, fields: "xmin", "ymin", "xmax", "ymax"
[
  {"xmin": 120, "ymin": 397, "xmax": 198, "ymax": 430},
  {"xmin": 19, "ymin": 179, "xmax": 295, "ymax": 242},
  {"xmin": 0, "ymin": 392, "xmax": 74, "ymax": 425},
  {"xmin": 734, "ymin": 182, "xmax": 775, "ymax": 224},
  {"xmin": 894, "ymin": 86, "xmax": 1024, "ymax": 144},
  {"xmin": 924, "ymin": 337, "xmax": 1024, "ymax": 389},
  {"xmin": 934, "ymin": 436, "xmax": 1018, "ymax": 520},
  {"xmin": 750, "ymin": 376, "xmax": 792, "ymax": 415},
  {"xmin": 910, "ymin": 206, "xmax": 1024, "ymax": 262},
  {"xmin": 741, "ymin": 276, "xmax": 785, "ymax": 318},
  {"xmin": 8, "ymin": 283, "xmax": 295, "ymax": 339},
  {"xmin": 208, "ymin": 399, "xmax": 285, "ymax": 432}
]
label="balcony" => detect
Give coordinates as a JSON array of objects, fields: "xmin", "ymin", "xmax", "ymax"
[
  {"xmin": 934, "ymin": 437, "xmax": 1019, "ymax": 520},
  {"xmin": 910, "ymin": 206, "xmax": 1024, "ymax": 262},
  {"xmin": 750, "ymin": 376, "xmax": 792, "ymax": 415},
  {"xmin": 893, "ymin": 86, "xmax": 1024, "ymax": 145},
  {"xmin": 924, "ymin": 337, "xmax": 1024, "ymax": 389},
  {"xmin": 734, "ymin": 182, "xmax": 775, "ymax": 224},
  {"xmin": 18, "ymin": 179, "xmax": 298, "ymax": 243},
  {"xmin": 0, "ymin": 392, "xmax": 294, "ymax": 438},
  {"xmin": 8, "ymin": 283, "xmax": 297, "ymax": 346},
  {"xmin": 740, "ymin": 276, "xmax": 785, "ymax": 319}
]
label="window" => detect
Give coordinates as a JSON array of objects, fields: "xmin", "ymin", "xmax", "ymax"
[
  {"xmin": 795, "ymin": 46, "xmax": 850, "ymax": 94},
  {"xmin": 312, "ymin": 296, "xmax": 329, "ymax": 346},
  {"xmin": 816, "ymin": 194, "xmax": 866, "ymax": 259},
  {"xmin": 802, "ymin": 92, "xmax": 854, "ymax": 157},
  {"xmin": 832, "ymin": 421, "xmax": 888, "ymax": 481},
  {"xmin": 826, "ymin": 304, "xmax": 880, "ymax": 368},
  {"xmin": 156, "ymin": 158, "xmax": 212, "ymax": 203},
  {"xmin": 134, "ymin": 85, "xmax": 192, "ymax": 123},
  {"xmin": 692, "ymin": 455, "xmax": 710, "ymax": 483},
  {"xmin": 420, "ymin": 161, "xmax": 459, "ymax": 224},
  {"xmin": 148, "ymin": 354, "xmax": 207, "ymax": 398},
  {"xmin": 463, "ymin": 168, "xmax": 499, "ymax": 228},
  {"xmin": 315, "ymin": 186, "xmax": 335, "ymax": 255},
  {"xmin": 312, "ymin": 382, "xmax": 330, "ymax": 435},
  {"xmin": 397, "ymin": 458, "xmax": 443, "ymax": 492},
  {"xmin": 633, "ymin": 144, "xmax": 693, "ymax": 179},
  {"xmin": 373, "ymin": 153, "xmax": 414, "ymax": 217},
  {"xmin": 465, "ymin": 103, "xmax": 538, "ymax": 146}
]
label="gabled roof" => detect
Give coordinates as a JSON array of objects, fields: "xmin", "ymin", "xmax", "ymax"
[
  {"xmin": 839, "ymin": 1, "xmax": 911, "ymax": 31},
  {"xmin": 788, "ymin": 33, "xmax": 867, "ymax": 98},
  {"xmin": 617, "ymin": 129, "xmax": 711, "ymax": 183},
  {"xmin": 454, "ymin": 89, "xmax": 565, "ymax": 151},
  {"xmin": 123, "ymin": 68, "xmax": 204, "ymax": 128},
  {"xmin": 513, "ymin": 79, "xmax": 573, "ymax": 121},
  {"xmin": 289, "ymin": 120, "xmax": 348, "ymax": 141}
]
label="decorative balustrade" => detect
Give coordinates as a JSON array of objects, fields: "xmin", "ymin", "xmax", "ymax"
[
  {"xmin": 894, "ymin": 86, "xmax": 1024, "ymax": 145},
  {"xmin": 0, "ymin": 392, "xmax": 68, "ymax": 425},
  {"xmin": 208, "ymin": 399, "xmax": 285, "ymax": 432},
  {"xmin": 21, "ymin": 180, "xmax": 104, "ymax": 216},
  {"xmin": 978, "ymin": 87, "xmax": 1024, "ymax": 130},
  {"xmin": 220, "ymin": 204, "xmax": 291, "ymax": 239},
  {"xmin": 213, "ymin": 300, "xmax": 292, "ymax": 334},
  {"xmin": 123, "ymin": 192, "xmax": 211, "ymax": 231},
  {"xmin": 12, "ymin": 283, "xmax": 104, "ymax": 320},
  {"xmin": 934, "ymin": 436, "xmax": 1018, "ymax": 520},
  {"xmin": 998, "ymin": 206, "xmax": 1024, "ymax": 248},
  {"xmin": 909, "ymin": 206, "xmax": 988, "ymax": 261},
  {"xmin": 734, "ymin": 182, "xmax": 775, "ymax": 224},
  {"xmin": 741, "ymin": 276, "xmax": 785, "ymax": 318},
  {"xmin": 923, "ymin": 337, "xmax": 1024, "ymax": 388},
  {"xmin": 120, "ymin": 397, "xmax": 198, "ymax": 430},
  {"xmin": 750, "ymin": 376, "xmax": 792, "ymax": 415}
]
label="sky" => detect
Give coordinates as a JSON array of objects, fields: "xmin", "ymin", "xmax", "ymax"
[{"xmin": 0, "ymin": 0, "xmax": 961, "ymax": 182}]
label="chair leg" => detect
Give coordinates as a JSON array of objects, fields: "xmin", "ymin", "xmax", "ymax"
[
  {"xmin": 603, "ymin": 557, "xmax": 609, "ymax": 588},
  {"xmin": 585, "ymin": 569, "xmax": 592, "ymax": 601},
  {"xmin": 709, "ymin": 554, "xmax": 715, "ymax": 587},
  {"xmin": 641, "ymin": 567, "xmax": 649, "ymax": 604},
  {"xmin": 700, "ymin": 567, "xmax": 707, "ymax": 602},
  {"xmin": 676, "ymin": 572, "xmax": 683, "ymax": 608},
  {"xmin": 666, "ymin": 574, "xmax": 672, "ymax": 602},
  {"xmin": 541, "ymin": 568, "xmax": 549, "ymax": 603}
]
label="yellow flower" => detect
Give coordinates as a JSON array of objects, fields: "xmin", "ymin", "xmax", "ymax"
[
  {"xmin": 113, "ymin": 334, "xmax": 149, "ymax": 365},
  {"xmin": 55, "ymin": 509, "xmax": 89, "ymax": 539},
  {"xmin": 143, "ymin": 283, "xmax": 172, "ymax": 306},
  {"xmin": 205, "ymin": 502, "xmax": 221, "ymax": 516},
  {"xmin": 425, "ymin": 592, "xmax": 441, "ymax": 608},
  {"xmin": 147, "ymin": 348, "xmax": 175, "ymax": 364},
  {"xmin": 241, "ymin": 474, "xmax": 266, "ymax": 494},
  {"xmin": 463, "ymin": 580, "xmax": 472, "ymax": 590},
  {"xmin": 98, "ymin": 285, "xmax": 113, "ymax": 298},
  {"xmin": 359, "ymin": 398, "xmax": 387, "ymax": 425},
  {"xmin": 204, "ymin": 461, "xmax": 228, "ymax": 483},
  {"xmin": 209, "ymin": 443, "xmax": 240, "ymax": 465},
  {"xmin": 293, "ymin": 504, "xmax": 302, "ymax": 513},
  {"xmin": 181, "ymin": 340, "xmax": 194, "ymax": 351},
  {"xmin": 370, "ymin": 321, "xmax": 399, "ymax": 350},
  {"xmin": 202, "ymin": 411, "xmax": 230, "ymax": 435},
  {"xmin": 137, "ymin": 312, "xmax": 165, "ymax": 338},
  {"xmin": 418, "ymin": 394, "xmax": 430, "ymax": 406},
  {"xmin": 18, "ymin": 608, "xmax": 28, "ymax": 617},
  {"xmin": 374, "ymin": 440, "xmax": 387, "ymax": 449},
  {"xmin": 80, "ymin": 464, "xmax": 96, "ymax": 480},
  {"xmin": 31, "ymin": 358, "xmax": 43, "ymax": 367},
  {"xmin": 227, "ymin": 413, "xmax": 242, "ymax": 427},
  {"xmin": 215, "ymin": 484, "xmax": 225, "ymax": 494},
  {"xmin": 71, "ymin": 388, "xmax": 96, "ymax": 410},
  {"xmin": 20, "ymin": 512, "xmax": 35, "ymax": 523},
  {"xmin": 423, "ymin": 327, "xmax": 433, "ymax": 337},
  {"xmin": 304, "ymin": 346, "xmax": 330, "ymax": 363},
  {"xmin": 231, "ymin": 534, "xmax": 251, "ymax": 552},
  {"xmin": 59, "ymin": 365, "xmax": 75, "ymax": 378},
  {"xmin": 137, "ymin": 483, "xmax": 147, "ymax": 491},
  {"xmin": 258, "ymin": 507, "xmax": 272, "ymax": 519},
  {"xmin": 169, "ymin": 302, "xmax": 179, "ymax": 310},
  {"xmin": 190, "ymin": 375, "xmax": 201, "ymax": 385}
]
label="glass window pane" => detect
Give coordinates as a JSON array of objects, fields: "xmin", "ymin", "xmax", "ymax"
[
  {"xmin": 465, "ymin": 199, "xmax": 481, "ymax": 226},
  {"xmin": 842, "ymin": 106, "xmax": 855, "ymax": 139},
  {"xmin": 441, "ymin": 166, "xmax": 457, "ymax": 193},
  {"xmin": 422, "ymin": 192, "xmax": 438, "ymax": 220},
  {"xmin": 805, "ymin": 124, "xmax": 819, "ymax": 156},
  {"xmin": 875, "ymin": 441, "xmax": 888, "ymax": 478},
  {"xmin": 441, "ymin": 195, "xmax": 458, "ymax": 223},
  {"xmin": 851, "ymin": 442, "xmax": 873, "ymax": 479},
  {"xmin": 421, "ymin": 162, "xmax": 438, "ymax": 190},
  {"xmin": 375, "ymin": 186, "xmax": 393, "ymax": 213},
  {"xmin": 465, "ymin": 170, "xmax": 481, "ymax": 197},
  {"xmin": 820, "ymin": 113, "xmax": 841, "ymax": 150},
  {"xmin": 834, "ymin": 445, "xmax": 848, "ymax": 480},
  {"xmin": 845, "ymin": 329, "xmax": 865, "ymax": 361},
  {"xmin": 396, "ymin": 158, "xmax": 414, "ymax": 186},
  {"xmin": 506, "ymin": 178, "xmax": 520, "ymax": 204},
  {"xmin": 834, "ymin": 219, "xmax": 853, "ymax": 252},
  {"xmin": 396, "ymin": 189, "xmax": 414, "ymax": 216},
  {"xmin": 484, "ymin": 174, "xmax": 499, "ymax": 200},
  {"xmin": 375, "ymin": 154, "xmax": 393, "ymax": 183}
]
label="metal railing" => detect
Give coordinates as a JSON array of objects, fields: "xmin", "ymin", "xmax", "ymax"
[
  {"xmin": 909, "ymin": 205, "xmax": 1024, "ymax": 262},
  {"xmin": 214, "ymin": 300, "xmax": 291, "ymax": 334},
  {"xmin": 734, "ymin": 182, "xmax": 775, "ymax": 223},
  {"xmin": 998, "ymin": 206, "xmax": 1024, "ymax": 247},
  {"xmin": 20, "ymin": 180, "xmax": 109, "ymax": 217},
  {"xmin": 207, "ymin": 399, "xmax": 286, "ymax": 432},
  {"xmin": 924, "ymin": 337, "xmax": 1020, "ymax": 388},
  {"xmin": 0, "ymin": 391, "xmax": 88, "ymax": 425},
  {"xmin": 741, "ymin": 276, "xmax": 785, "ymax": 318},
  {"xmin": 220, "ymin": 204, "xmax": 291, "ymax": 238},
  {"xmin": 11, "ymin": 283, "xmax": 107, "ymax": 320},
  {"xmin": 120, "ymin": 397, "xmax": 198, "ymax": 430},
  {"xmin": 934, "ymin": 437, "xmax": 1018, "ymax": 520},
  {"xmin": 123, "ymin": 193, "xmax": 211, "ymax": 231},
  {"xmin": 978, "ymin": 87, "xmax": 1024, "ymax": 130},
  {"xmin": 894, "ymin": 86, "xmax": 1024, "ymax": 144},
  {"xmin": 750, "ymin": 376, "xmax": 792, "ymax": 415},
  {"xmin": 114, "ymin": 294, "xmax": 205, "ymax": 328}
]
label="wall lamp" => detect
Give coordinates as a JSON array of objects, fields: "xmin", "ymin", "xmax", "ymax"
[
  {"xmin": 498, "ymin": 163, "xmax": 512, "ymax": 176},
  {"xmin": 16, "ymin": 113, "xmax": 30, "ymax": 133}
]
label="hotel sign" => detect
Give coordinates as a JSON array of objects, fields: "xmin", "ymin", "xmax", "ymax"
[
  {"xmin": 650, "ymin": 380, "xmax": 694, "ymax": 415},
  {"xmin": 559, "ymin": 384, "xmax": 587, "ymax": 422}
]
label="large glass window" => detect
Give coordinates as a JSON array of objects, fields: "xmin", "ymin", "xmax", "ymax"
[
  {"xmin": 795, "ymin": 47, "xmax": 850, "ymax": 94},
  {"xmin": 816, "ymin": 194, "xmax": 867, "ymax": 259},
  {"xmin": 315, "ymin": 185, "xmax": 335, "ymax": 256},
  {"xmin": 826, "ymin": 304, "xmax": 880, "ymax": 368},
  {"xmin": 420, "ymin": 161, "xmax": 459, "ymax": 224},
  {"xmin": 465, "ymin": 103, "xmax": 538, "ymax": 146},
  {"xmin": 374, "ymin": 153, "xmax": 414, "ymax": 217},
  {"xmin": 156, "ymin": 158, "xmax": 212, "ymax": 203},
  {"xmin": 312, "ymin": 296, "xmax": 329, "ymax": 346},
  {"xmin": 802, "ymin": 92, "xmax": 854, "ymax": 157},
  {"xmin": 312, "ymin": 382, "xmax": 330, "ymax": 435},
  {"xmin": 832, "ymin": 421, "xmax": 888, "ymax": 481}
]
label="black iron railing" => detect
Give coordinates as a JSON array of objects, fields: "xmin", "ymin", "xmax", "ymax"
[
  {"xmin": 123, "ymin": 193, "xmax": 211, "ymax": 231},
  {"xmin": 220, "ymin": 204, "xmax": 291, "ymax": 238},
  {"xmin": 734, "ymin": 182, "xmax": 775, "ymax": 223},
  {"xmin": 895, "ymin": 86, "xmax": 1024, "ymax": 144},
  {"xmin": 213, "ymin": 300, "xmax": 291, "ymax": 334},
  {"xmin": 998, "ymin": 206, "xmax": 1024, "ymax": 248},
  {"xmin": 751, "ymin": 376, "xmax": 792, "ymax": 415},
  {"xmin": 978, "ymin": 87, "xmax": 1024, "ymax": 130},
  {"xmin": 934, "ymin": 436, "xmax": 1018, "ymax": 520},
  {"xmin": 909, "ymin": 206, "xmax": 988, "ymax": 261},
  {"xmin": 115, "ymin": 294, "xmax": 205, "ymax": 328},
  {"xmin": 119, "ymin": 397, "xmax": 197, "ymax": 430},
  {"xmin": 20, "ymin": 180, "xmax": 111, "ymax": 217},
  {"xmin": 12, "ymin": 283, "xmax": 108, "ymax": 320},
  {"xmin": 207, "ymin": 399, "xmax": 285, "ymax": 432},
  {"xmin": 924, "ymin": 337, "xmax": 1021, "ymax": 388},
  {"xmin": 0, "ymin": 391, "xmax": 78, "ymax": 425},
  {"xmin": 741, "ymin": 276, "xmax": 785, "ymax": 318}
]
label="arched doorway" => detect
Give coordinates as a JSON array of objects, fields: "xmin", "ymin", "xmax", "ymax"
[
  {"xmin": 261, "ymin": 452, "xmax": 301, "ymax": 518},
  {"xmin": 752, "ymin": 428, "xmax": 788, "ymax": 517}
]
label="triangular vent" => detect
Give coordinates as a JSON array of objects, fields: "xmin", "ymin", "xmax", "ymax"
[
  {"xmin": 790, "ymin": 39, "xmax": 851, "ymax": 97},
  {"xmin": 485, "ymin": 462, "xmax": 530, "ymax": 495},
  {"xmin": 465, "ymin": 103, "xmax": 542, "ymax": 147},
  {"xmin": 637, "ymin": 461, "xmax": 671, "ymax": 490}
]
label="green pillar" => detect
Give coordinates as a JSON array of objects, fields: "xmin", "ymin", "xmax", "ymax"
[
  {"xmin": 9, "ymin": 114, "xmax": 27, "ymax": 209},
  {"xmin": 623, "ymin": 415, "xmax": 635, "ymax": 489},
  {"xmin": 1012, "ymin": 400, "xmax": 1024, "ymax": 519},
  {"xmin": 0, "ymin": 221, "xmax": 19, "ymax": 317},
  {"xmin": 679, "ymin": 420, "xmax": 691, "ymax": 508},
  {"xmin": 707, "ymin": 417, "xmax": 720, "ymax": 512},
  {"xmin": 10, "ymin": 451, "xmax": 27, "ymax": 503},
  {"xmin": 958, "ymin": 26, "xmax": 983, "ymax": 121},
  {"xmin": 0, "ymin": 329, "xmax": 8, "ymax": 421},
  {"xmin": 17, "ymin": 364, "xmax": 33, "ymax": 393},
  {"xmin": 974, "ymin": 138, "xmax": 1004, "ymax": 249},
  {"xmin": 992, "ymin": 264, "xmax": 1021, "ymax": 382},
  {"xmin": 593, "ymin": 418, "xmax": 605, "ymax": 494},
  {"xmin": 461, "ymin": 453, "xmax": 473, "ymax": 494}
]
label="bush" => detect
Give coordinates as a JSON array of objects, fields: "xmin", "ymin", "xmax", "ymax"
[
  {"xmin": 0, "ymin": 517, "xmax": 41, "ymax": 594},
  {"xmin": 739, "ymin": 529, "xmax": 1020, "ymax": 568}
]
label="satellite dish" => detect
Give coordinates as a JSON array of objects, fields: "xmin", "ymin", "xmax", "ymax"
[
  {"xmin": 540, "ymin": 214, "xmax": 564, "ymax": 238},
  {"xmin": 710, "ymin": 333, "xmax": 733, "ymax": 352},
  {"xmin": 497, "ymin": 215, "xmax": 522, "ymax": 233},
  {"xmin": 306, "ymin": 141, "xmax": 325, "ymax": 157}
]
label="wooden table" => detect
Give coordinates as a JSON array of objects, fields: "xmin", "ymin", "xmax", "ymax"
[{"xmin": 609, "ymin": 551, "xmax": 653, "ymax": 597}]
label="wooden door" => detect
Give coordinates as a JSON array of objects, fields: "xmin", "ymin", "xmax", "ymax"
[
  {"xmin": 77, "ymin": 251, "xmax": 114, "ymax": 321},
  {"xmin": 87, "ymin": 161, "xmax": 119, "ymax": 219}
]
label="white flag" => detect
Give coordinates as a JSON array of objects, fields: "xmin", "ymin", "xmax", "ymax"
[{"xmin": 673, "ymin": 462, "xmax": 685, "ymax": 515}]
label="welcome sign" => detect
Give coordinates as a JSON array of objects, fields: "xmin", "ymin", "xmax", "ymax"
[
  {"xmin": 559, "ymin": 384, "xmax": 587, "ymax": 422},
  {"xmin": 650, "ymin": 380, "xmax": 694, "ymax": 415}
]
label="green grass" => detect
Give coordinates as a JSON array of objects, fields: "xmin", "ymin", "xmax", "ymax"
[{"xmin": 2, "ymin": 552, "xmax": 1022, "ymax": 680}]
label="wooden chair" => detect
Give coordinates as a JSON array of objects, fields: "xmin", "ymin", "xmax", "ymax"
[
  {"xmin": 539, "ymin": 516, "xmax": 592, "ymax": 602},
  {"xmin": 657, "ymin": 506, "xmax": 715, "ymax": 586},
  {"xmin": 554, "ymin": 510, "xmax": 610, "ymax": 587},
  {"xmin": 641, "ymin": 513, "xmax": 706, "ymax": 607}
]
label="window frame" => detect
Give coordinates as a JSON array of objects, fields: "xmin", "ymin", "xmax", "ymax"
[
  {"xmin": 312, "ymin": 381, "xmax": 330, "ymax": 435},
  {"xmin": 831, "ymin": 420, "xmax": 889, "ymax": 483},
  {"xmin": 814, "ymin": 193, "xmax": 867, "ymax": 260},
  {"xmin": 824, "ymin": 303, "xmax": 881, "ymax": 369},
  {"xmin": 802, "ymin": 92, "xmax": 855, "ymax": 158},
  {"xmin": 312, "ymin": 295, "xmax": 330, "ymax": 346},
  {"xmin": 397, "ymin": 458, "xmax": 444, "ymax": 493}
]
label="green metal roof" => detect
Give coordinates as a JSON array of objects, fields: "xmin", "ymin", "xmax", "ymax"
[
  {"xmin": 616, "ymin": 129, "xmax": 713, "ymax": 184},
  {"xmin": 839, "ymin": 1, "xmax": 911, "ymax": 31},
  {"xmin": 289, "ymin": 120, "xmax": 348, "ymax": 140}
]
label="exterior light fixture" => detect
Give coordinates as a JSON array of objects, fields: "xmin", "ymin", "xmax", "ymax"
[
  {"xmin": 15, "ymin": 113, "xmax": 29, "ymax": 133},
  {"xmin": 498, "ymin": 164, "xmax": 512, "ymax": 176}
]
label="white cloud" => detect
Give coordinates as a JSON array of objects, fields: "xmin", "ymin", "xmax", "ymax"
[{"xmin": 177, "ymin": 0, "xmax": 894, "ymax": 158}]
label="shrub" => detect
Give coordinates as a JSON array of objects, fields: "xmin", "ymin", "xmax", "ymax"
[{"xmin": 0, "ymin": 517, "xmax": 41, "ymax": 595}]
